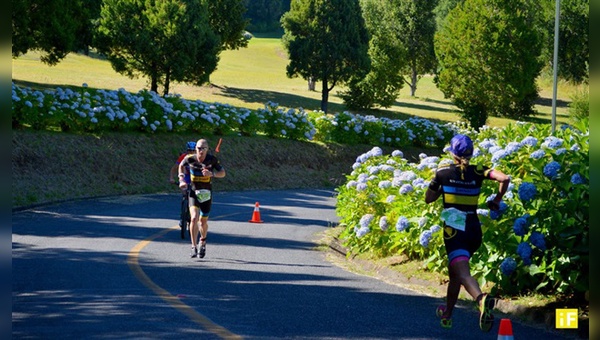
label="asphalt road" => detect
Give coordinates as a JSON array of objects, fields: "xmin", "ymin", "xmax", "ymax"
[{"xmin": 12, "ymin": 189, "xmax": 571, "ymax": 339}]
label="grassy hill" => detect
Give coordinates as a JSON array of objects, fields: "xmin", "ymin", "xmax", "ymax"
[
  {"xmin": 12, "ymin": 34, "xmax": 578, "ymax": 127},
  {"xmin": 11, "ymin": 34, "xmax": 581, "ymax": 208}
]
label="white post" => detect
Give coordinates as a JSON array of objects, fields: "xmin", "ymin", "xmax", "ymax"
[{"xmin": 551, "ymin": 0, "xmax": 561, "ymax": 133}]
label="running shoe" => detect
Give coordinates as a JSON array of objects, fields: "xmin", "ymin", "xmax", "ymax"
[
  {"xmin": 478, "ymin": 293, "xmax": 495, "ymax": 332},
  {"xmin": 190, "ymin": 246, "xmax": 198, "ymax": 258},
  {"xmin": 199, "ymin": 244, "xmax": 206, "ymax": 258},
  {"xmin": 436, "ymin": 305, "xmax": 452, "ymax": 329}
]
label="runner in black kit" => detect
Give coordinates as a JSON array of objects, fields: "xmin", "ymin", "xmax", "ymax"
[
  {"xmin": 178, "ymin": 139, "xmax": 226, "ymax": 259},
  {"xmin": 425, "ymin": 134, "xmax": 510, "ymax": 332}
]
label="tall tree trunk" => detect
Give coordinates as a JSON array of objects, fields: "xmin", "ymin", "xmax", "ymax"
[
  {"xmin": 321, "ymin": 77, "xmax": 329, "ymax": 113},
  {"xmin": 308, "ymin": 76, "xmax": 315, "ymax": 91},
  {"xmin": 150, "ymin": 76, "xmax": 158, "ymax": 93},
  {"xmin": 410, "ymin": 67, "xmax": 418, "ymax": 97},
  {"xmin": 163, "ymin": 69, "xmax": 171, "ymax": 96}
]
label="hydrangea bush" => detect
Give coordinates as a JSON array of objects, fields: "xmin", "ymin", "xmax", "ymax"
[
  {"xmin": 12, "ymin": 82, "xmax": 453, "ymax": 149},
  {"xmin": 336, "ymin": 120, "xmax": 588, "ymax": 297}
]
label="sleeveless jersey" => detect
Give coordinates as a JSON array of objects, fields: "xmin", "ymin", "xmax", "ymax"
[
  {"xmin": 180, "ymin": 154, "xmax": 223, "ymax": 191},
  {"xmin": 428, "ymin": 163, "xmax": 493, "ymax": 213}
]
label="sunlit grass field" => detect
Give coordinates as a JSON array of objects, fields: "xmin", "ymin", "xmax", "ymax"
[{"xmin": 12, "ymin": 33, "xmax": 580, "ymax": 127}]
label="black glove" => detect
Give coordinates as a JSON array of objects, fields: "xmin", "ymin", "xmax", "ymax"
[{"xmin": 487, "ymin": 200, "xmax": 500, "ymax": 211}]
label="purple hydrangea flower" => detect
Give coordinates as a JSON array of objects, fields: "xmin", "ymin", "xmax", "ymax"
[
  {"xmin": 513, "ymin": 216, "xmax": 529, "ymax": 236},
  {"xmin": 500, "ymin": 257, "xmax": 517, "ymax": 276},
  {"xmin": 529, "ymin": 231, "xmax": 546, "ymax": 251},
  {"xmin": 517, "ymin": 242, "xmax": 533, "ymax": 265},
  {"xmin": 518, "ymin": 182, "xmax": 537, "ymax": 202},
  {"xmin": 543, "ymin": 161, "xmax": 561, "ymax": 180}
]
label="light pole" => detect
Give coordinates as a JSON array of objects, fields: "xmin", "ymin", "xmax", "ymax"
[{"xmin": 551, "ymin": 0, "xmax": 560, "ymax": 133}]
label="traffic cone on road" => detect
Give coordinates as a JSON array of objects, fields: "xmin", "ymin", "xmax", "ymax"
[
  {"xmin": 249, "ymin": 202, "xmax": 263, "ymax": 223},
  {"xmin": 497, "ymin": 318, "xmax": 514, "ymax": 340}
]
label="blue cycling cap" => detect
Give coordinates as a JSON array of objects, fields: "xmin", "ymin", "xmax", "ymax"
[
  {"xmin": 449, "ymin": 134, "xmax": 474, "ymax": 158},
  {"xmin": 186, "ymin": 141, "xmax": 197, "ymax": 151}
]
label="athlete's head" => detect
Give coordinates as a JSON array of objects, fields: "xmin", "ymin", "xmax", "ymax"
[
  {"xmin": 186, "ymin": 141, "xmax": 197, "ymax": 153},
  {"xmin": 449, "ymin": 134, "xmax": 473, "ymax": 163},
  {"xmin": 195, "ymin": 139, "xmax": 209, "ymax": 155}
]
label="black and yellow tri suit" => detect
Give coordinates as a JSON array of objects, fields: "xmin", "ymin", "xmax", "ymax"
[
  {"xmin": 428, "ymin": 163, "xmax": 494, "ymax": 262},
  {"xmin": 180, "ymin": 153, "xmax": 224, "ymax": 216}
]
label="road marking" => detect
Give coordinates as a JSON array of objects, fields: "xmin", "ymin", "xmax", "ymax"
[{"xmin": 127, "ymin": 226, "xmax": 243, "ymax": 340}]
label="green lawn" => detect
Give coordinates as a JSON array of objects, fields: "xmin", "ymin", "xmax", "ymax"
[{"xmin": 12, "ymin": 35, "xmax": 578, "ymax": 127}]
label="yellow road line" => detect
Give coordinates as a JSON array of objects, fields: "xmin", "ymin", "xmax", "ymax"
[{"xmin": 127, "ymin": 226, "xmax": 243, "ymax": 340}]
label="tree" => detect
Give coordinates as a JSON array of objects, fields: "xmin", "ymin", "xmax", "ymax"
[
  {"xmin": 396, "ymin": 0, "xmax": 438, "ymax": 97},
  {"xmin": 281, "ymin": 0, "xmax": 370, "ymax": 113},
  {"xmin": 541, "ymin": 0, "xmax": 588, "ymax": 83},
  {"xmin": 207, "ymin": 0, "xmax": 249, "ymax": 51},
  {"xmin": 95, "ymin": 0, "xmax": 221, "ymax": 95},
  {"xmin": 12, "ymin": 0, "xmax": 100, "ymax": 64},
  {"xmin": 341, "ymin": 0, "xmax": 407, "ymax": 109},
  {"xmin": 244, "ymin": 0, "xmax": 284, "ymax": 32},
  {"xmin": 435, "ymin": 0, "xmax": 544, "ymax": 129}
]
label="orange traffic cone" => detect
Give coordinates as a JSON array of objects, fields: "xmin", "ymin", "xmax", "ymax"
[
  {"xmin": 497, "ymin": 318, "xmax": 514, "ymax": 340},
  {"xmin": 249, "ymin": 202, "xmax": 263, "ymax": 223}
]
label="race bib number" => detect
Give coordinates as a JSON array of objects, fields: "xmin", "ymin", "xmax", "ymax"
[
  {"xmin": 441, "ymin": 208, "xmax": 467, "ymax": 231},
  {"xmin": 195, "ymin": 189, "xmax": 211, "ymax": 203}
]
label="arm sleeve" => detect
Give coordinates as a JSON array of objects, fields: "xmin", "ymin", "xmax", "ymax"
[{"xmin": 428, "ymin": 174, "xmax": 440, "ymax": 192}]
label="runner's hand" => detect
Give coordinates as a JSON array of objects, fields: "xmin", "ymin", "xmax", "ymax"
[{"xmin": 487, "ymin": 200, "xmax": 500, "ymax": 211}]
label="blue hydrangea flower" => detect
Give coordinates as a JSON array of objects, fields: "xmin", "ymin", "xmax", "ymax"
[
  {"xmin": 378, "ymin": 180, "xmax": 392, "ymax": 189},
  {"xmin": 418, "ymin": 216, "xmax": 428, "ymax": 228},
  {"xmin": 419, "ymin": 230, "xmax": 433, "ymax": 247},
  {"xmin": 530, "ymin": 149, "xmax": 546, "ymax": 159},
  {"xmin": 488, "ymin": 199, "xmax": 508, "ymax": 220},
  {"xmin": 542, "ymin": 136, "xmax": 563, "ymax": 149},
  {"xmin": 491, "ymin": 149, "xmax": 508, "ymax": 163},
  {"xmin": 356, "ymin": 227, "xmax": 370, "ymax": 238},
  {"xmin": 429, "ymin": 224, "xmax": 441, "ymax": 233},
  {"xmin": 518, "ymin": 182, "xmax": 537, "ymax": 202},
  {"xmin": 543, "ymin": 161, "xmax": 561, "ymax": 180},
  {"xmin": 359, "ymin": 214, "xmax": 374, "ymax": 229},
  {"xmin": 477, "ymin": 209, "xmax": 489, "ymax": 216},
  {"xmin": 555, "ymin": 148, "xmax": 567, "ymax": 155},
  {"xmin": 386, "ymin": 195, "xmax": 396, "ymax": 203},
  {"xmin": 571, "ymin": 173, "xmax": 586, "ymax": 185},
  {"xmin": 521, "ymin": 136, "xmax": 538, "ymax": 147},
  {"xmin": 395, "ymin": 216, "xmax": 410, "ymax": 232},
  {"xmin": 356, "ymin": 183, "xmax": 368, "ymax": 192},
  {"xmin": 392, "ymin": 150, "xmax": 404, "ymax": 158},
  {"xmin": 529, "ymin": 231, "xmax": 546, "ymax": 251},
  {"xmin": 399, "ymin": 184, "xmax": 414, "ymax": 194},
  {"xmin": 500, "ymin": 257, "xmax": 517, "ymax": 276},
  {"xmin": 346, "ymin": 180, "xmax": 357, "ymax": 189},
  {"xmin": 505, "ymin": 142, "xmax": 522, "ymax": 154},
  {"xmin": 517, "ymin": 242, "xmax": 533, "ymax": 265},
  {"xmin": 513, "ymin": 216, "xmax": 529, "ymax": 236},
  {"xmin": 379, "ymin": 216, "xmax": 389, "ymax": 231}
]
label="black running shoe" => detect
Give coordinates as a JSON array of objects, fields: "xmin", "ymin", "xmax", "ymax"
[
  {"xmin": 199, "ymin": 244, "xmax": 206, "ymax": 258},
  {"xmin": 190, "ymin": 246, "xmax": 198, "ymax": 258},
  {"xmin": 479, "ymin": 293, "xmax": 495, "ymax": 332}
]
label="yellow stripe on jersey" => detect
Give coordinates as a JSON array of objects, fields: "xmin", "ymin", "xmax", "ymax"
[
  {"xmin": 444, "ymin": 193, "xmax": 479, "ymax": 205},
  {"xmin": 191, "ymin": 174, "xmax": 210, "ymax": 183}
]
